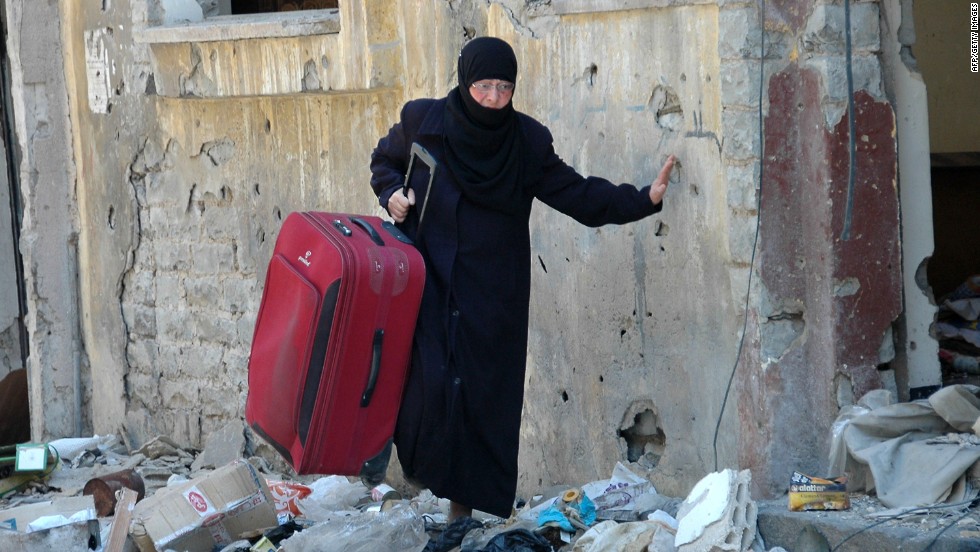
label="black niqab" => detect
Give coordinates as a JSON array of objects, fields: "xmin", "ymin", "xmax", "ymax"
[{"xmin": 443, "ymin": 37, "xmax": 537, "ymax": 215}]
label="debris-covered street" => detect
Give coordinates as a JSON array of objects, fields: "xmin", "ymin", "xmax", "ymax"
[{"xmin": 3, "ymin": 383, "xmax": 980, "ymax": 551}]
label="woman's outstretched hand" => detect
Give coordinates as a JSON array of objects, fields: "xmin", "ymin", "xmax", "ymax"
[
  {"xmin": 650, "ymin": 155, "xmax": 676, "ymax": 205},
  {"xmin": 388, "ymin": 187, "xmax": 416, "ymax": 223}
]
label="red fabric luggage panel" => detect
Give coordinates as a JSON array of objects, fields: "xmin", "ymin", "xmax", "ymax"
[{"xmin": 245, "ymin": 212, "xmax": 424, "ymax": 481}]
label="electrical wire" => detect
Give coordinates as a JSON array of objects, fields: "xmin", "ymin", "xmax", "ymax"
[
  {"xmin": 829, "ymin": 498, "xmax": 978, "ymax": 552},
  {"xmin": 712, "ymin": 0, "xmax": 766, "ymax": 471},
  {"xmin": 921, "ymin": 504, "xmax": 977, "ymax": 551}
]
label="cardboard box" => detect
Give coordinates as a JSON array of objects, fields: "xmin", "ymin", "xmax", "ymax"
[
  {"xmin": 788, "ymin": 471, "xmax": 849, "ymax": 511},
  {"xmin": 129, "ymin": 460, "xmax": 278, "ymax": 552}
]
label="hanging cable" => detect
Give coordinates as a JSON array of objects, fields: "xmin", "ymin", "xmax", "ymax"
[
  {"xmin": 840, "ymin": 0, "xmax": 857, "ymax": 240},
  {"xmin": 713, "ymin": 0, "xmax": 766, "ymax": 471}
]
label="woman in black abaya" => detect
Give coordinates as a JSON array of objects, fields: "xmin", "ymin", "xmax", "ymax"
[{"xmin": 370, "ymin": 36, "xmax": 676, "ymax": 523}]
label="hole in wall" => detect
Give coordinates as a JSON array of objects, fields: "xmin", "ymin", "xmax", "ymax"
[
  {"xmin": 618, "ymin": 406, "xmax": 666, "ymax": 464},
  {"xmin": 107, "ymin": 205, "xmax": 115, "ymax": 229},
  {"xmin": 561, "ymin": 390, "xmax": 569, "ymax": 402},
  {"xmin": 649, "ymin": 85, "xmax": 682, "ymax": 132}
]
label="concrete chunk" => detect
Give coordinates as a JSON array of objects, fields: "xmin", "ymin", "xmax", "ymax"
[{"xmin": 675, "ymin": 469, "xmax": 757, "ymax": 552}]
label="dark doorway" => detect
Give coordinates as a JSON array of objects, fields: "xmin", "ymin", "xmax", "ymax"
[
  {"xmin": 0, "ymin": 0, "xmax": 31, "ymax": 445},
  {"xmin": 232, "ymin": 0, "xmax": 338, "ymax": 14},
  {"xmin": 912, "ymin": 4, "xmax": 980, "ymax": 388}
]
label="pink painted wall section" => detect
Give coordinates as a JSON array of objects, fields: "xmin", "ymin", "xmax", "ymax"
[
  {"xmin": 828, "ymin": 91, "xmax": 902, "ymax": 398},
  {"xmin": 739, "ymin": 63, "xmax": 900, "ymax": 497}
]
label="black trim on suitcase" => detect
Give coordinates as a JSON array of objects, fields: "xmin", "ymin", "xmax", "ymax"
[
  {"xmin": 360, "ymin": 329, "xmax": 385, "ymax": 407},
  {"xmin": 299, "ymin": 278, "xmax": 341, "ymax": 445},
  {"xmin": 251, "ymin": 422, "xmax": 293, "ymax": 466}
]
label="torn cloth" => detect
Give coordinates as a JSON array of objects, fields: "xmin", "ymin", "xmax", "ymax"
[{"xmin": 838, "ymin": 385, "xmax": 980, "ymax": 508}]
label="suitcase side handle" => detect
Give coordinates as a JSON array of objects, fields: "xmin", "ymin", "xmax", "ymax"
[
  {"xmin": 349, "ymin": 216, "xmax": 385, "ymax": 246},
  {"xmin": 360, "ymin": 329, "xmax": 384, "ymax": 407}
]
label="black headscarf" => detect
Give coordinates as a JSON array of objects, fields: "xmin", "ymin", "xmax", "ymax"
[{"xmin": 443, "ymin": 37, "xmax": 537, "ymax": 215}]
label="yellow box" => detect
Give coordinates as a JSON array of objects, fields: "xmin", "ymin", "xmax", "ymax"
[{"xmin": 788, "ymin": 471, "xmax": 849, "ymax": 511}]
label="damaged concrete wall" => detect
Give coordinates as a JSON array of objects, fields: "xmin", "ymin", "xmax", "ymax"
[
  {"xmin": 53, "ymin": 0, "xmax": 743, "ymax": 500},
  {"xmin": 513, "ymin": 4, "xmax": 736, "ymax": 498},
  {"xmin": 61, "ymin": 0, "xmax": 404, "ymax": 448},
  {"xmin": 4, "ymin": 0, "xmax": 84, "ymax": 440},
  {"xmin": 26, "ymin": 0, "xmax": 913, "ymax": 504},
  {"xmin": 734, "ymin": 0, "xmax": 905, "ymax": 497},
  {"xmin": 117, "ymin": 92, "xmax": 400, "ymax": 446}
]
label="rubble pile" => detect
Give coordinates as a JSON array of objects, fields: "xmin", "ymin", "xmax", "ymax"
[
  {"xmin": 0, "ymin": 430, "xmax": 776, "ymax": 552},
  {"xmin": 937, "ymin": 274, "xmax": 980, "ymax": 385},
  {"xmin": 3, "ymin": 385, "xmax": 980, "ymax": 551}
]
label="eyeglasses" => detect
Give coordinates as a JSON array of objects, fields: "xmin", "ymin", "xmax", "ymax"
[{"xmin": 470, "ymin": 81, "xmax": 515, "ymax": 93}]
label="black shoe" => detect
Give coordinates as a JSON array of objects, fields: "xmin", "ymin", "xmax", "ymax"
[{"xmin": 424, "ymin": 516, "xmax": 483, "ymax": 552}]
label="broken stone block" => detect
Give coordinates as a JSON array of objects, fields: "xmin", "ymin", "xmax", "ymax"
[
  {"xmin": 191, "ymin": 420, "xmax": 246, "ymax": 472},
  {"xmin": 674, "ymin": 469, "xmax": 757, "ymax": 552},
  {"xmin": 136, "ymin": 436, "xmax": 182, "ymax": 460}
]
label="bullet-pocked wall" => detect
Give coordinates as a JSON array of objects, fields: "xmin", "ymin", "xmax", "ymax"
[
  {"xmin": 54, "ymin": 0, "xmax": 741, "ymax": 499},
  {"xmin": 25, "ymin": 0, "xmax": 912, "ymax": 503},
  {"xmin": 508, "ymin": 4, "xmax": 735, "ymax": 497}
]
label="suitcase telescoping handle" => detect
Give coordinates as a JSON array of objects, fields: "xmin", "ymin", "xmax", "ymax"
[
  {"xmin": 360, "ymin": 329, "xmax": 384, "ymax": 407},
  {"xmin": 402, "ymin": 143, "xmax": 438, "ymax": 231}
]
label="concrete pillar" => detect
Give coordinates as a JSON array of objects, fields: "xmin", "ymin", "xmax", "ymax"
[
  {"xmin": 4, "ymin": 0, "xmax": 84, "ymax": 440},
  {"xmin": 879, "ymin": 0, "xmax": 941, "ymax": 398},
  {"xmin": 732, "ymin": 0, "xmax": 903, "ymax": 498}
]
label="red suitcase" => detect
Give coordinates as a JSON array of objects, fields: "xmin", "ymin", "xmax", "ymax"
[{"xmin": 245, "ymin": 211, "xmax": 424, "ymax": 483}]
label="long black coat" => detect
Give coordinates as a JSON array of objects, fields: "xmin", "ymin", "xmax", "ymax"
[{"xmin": 370, "ymin": 98, "xmax": 661, "ymax": 517}]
